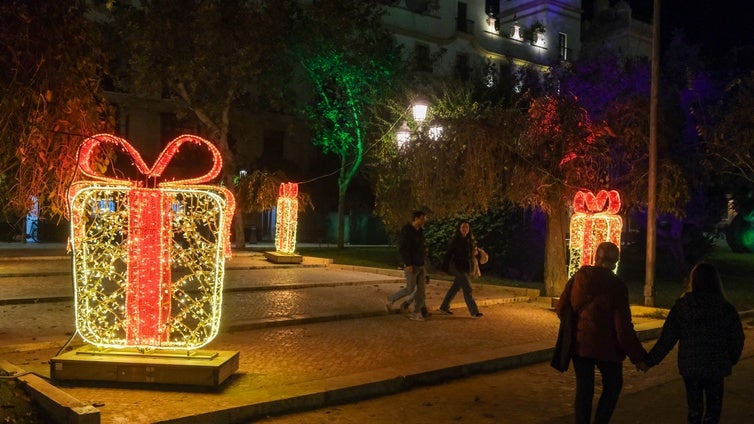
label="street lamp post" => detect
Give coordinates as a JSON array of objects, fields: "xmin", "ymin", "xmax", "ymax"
[{"xmin": 645, "ymin": 0, "xmax": 661, "ymax": 306}]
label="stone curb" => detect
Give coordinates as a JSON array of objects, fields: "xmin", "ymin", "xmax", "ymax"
[
  {"xmin": 0, "ymin": 278, "xmax": 406, "ymax": 307},
  {"xmin": 0, "ymin": 359, "xmax": 100, "ymax": 424},
  {"xmin": 327, "ymin": 263, "xmax": 542, "ymax": 300}
]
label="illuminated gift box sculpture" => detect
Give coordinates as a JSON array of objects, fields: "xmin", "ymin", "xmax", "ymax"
[
  {"xmin": 568, "ymin": 190, "xmax": 622, "ymax": 276},
  {"xmin": 275, "ymin": 182, "xmax": 299, "ymax": 254},
  {"xmin": 68, "ymin": 134, "xmax": 235, "ymax": 350}
]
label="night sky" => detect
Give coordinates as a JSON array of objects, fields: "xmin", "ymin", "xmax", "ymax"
[{"xmin": 582, "ymin": 0, "xmax": 754, "ymax": 70}]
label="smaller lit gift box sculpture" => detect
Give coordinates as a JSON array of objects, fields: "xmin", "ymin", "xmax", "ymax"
[
  {"xmin": 275, "ymin": 182, "xmax": 299, "ymax": 254},
  {"xmin": 68, "ymin": 134, "xmax": 235, "ymax": 351},
  {"xmin": 264, "ymin": 182, "xmax": 303, "ymax": 263},
  {"xmin": 568, "ymin": 190, "xmax": 622, "ymax": 276}
]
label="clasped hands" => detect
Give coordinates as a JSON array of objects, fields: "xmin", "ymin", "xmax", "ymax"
[{"xmin": 635, "ymin": 361, "xmax": 651, "ymax": 373}]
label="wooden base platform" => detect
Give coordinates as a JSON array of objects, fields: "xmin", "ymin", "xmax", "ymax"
[
  {"xmin": 50, "ymin": 346, "xmax": 239, "ymax": 388},
  {"xmin": 264, "ymin": 251, "xmax": 303, "ymax": 264}
]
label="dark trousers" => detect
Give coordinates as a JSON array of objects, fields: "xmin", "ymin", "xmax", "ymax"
[
  {"xmin": 683, "ymin": 376, "xmax": 725, "ymax": 424},
  {"xmin": 440, "ymin": 263, "xmax": 479, "ymax": 316},
  {"xmin": 572, "ymin": 355, "xmax": 623, "ymax": 424}
]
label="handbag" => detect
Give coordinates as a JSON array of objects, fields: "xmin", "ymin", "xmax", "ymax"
[
  {"xmin": 477, "ymin": 248, "xmax": 489, "ymax": 265},
  {"xmin": 551, "ymin": 304, "xmax": 575, "ymax": 372},
  {"xmin": 551, "ymin": 278, "xmax": 576, "ymax": 372}
]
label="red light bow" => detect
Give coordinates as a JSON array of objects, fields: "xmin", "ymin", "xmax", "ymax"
[{"xmin": 573, "ymin": 190, "xmax": 621, "ymax": 214}]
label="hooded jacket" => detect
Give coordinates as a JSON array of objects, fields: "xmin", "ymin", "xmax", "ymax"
[
  {"xmin": 644, "ymin": 292, "xmax": 744, "ymax": 378},
  {"xmin": 442, "ymin": 234, "xmax": 474, "ymax": 273},
  {"xmin": 398, "ymin": 222, "xmax": 425, "ymax": 267},
  {"xmin": 557, "ymin": 265, "xmax": 646, "ymax": 364}
]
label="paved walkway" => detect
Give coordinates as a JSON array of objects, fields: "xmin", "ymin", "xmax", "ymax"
[{"xmin": 0, "ymin": 244, "xmax": 667, "ymax": 424}]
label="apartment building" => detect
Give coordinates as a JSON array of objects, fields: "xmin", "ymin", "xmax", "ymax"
[
  {"xmin": 382, "ymin": 1, "xmax": 650, "ymax": 80},
  {"xmin": 383, "ymin": 0, "xmax": 583, "ymax": 80}
]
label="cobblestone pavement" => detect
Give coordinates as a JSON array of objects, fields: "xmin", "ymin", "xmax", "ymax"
[
  {"xmin": 0, "ymin": 244, "xmax": 668, "ymax": 424},
  {"xmin": 252, "ymin": 330, "xmax": 754, "ymax": 424}
]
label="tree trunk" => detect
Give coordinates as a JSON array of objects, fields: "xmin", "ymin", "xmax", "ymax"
[
  {"xmin": 336, "ymin": 183, "xmax": 346, "ymax": 249},
  {"xmin": 224, "ymin": 174, "xmax": 246, "ymax": 251},
  {"xmin": 544, "ymin": 201, "xmax": 569, "ymax": 297},
  {"xmin": 233, "ymin": 209, "xmax": 246, "ymax": 251}
]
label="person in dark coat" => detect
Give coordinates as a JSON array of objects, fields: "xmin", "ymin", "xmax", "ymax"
[
  {"xmin": 556, "ymin": 241, "xmax": 646, "ymax": 424},
  {"xmin": 386, "ymin": 210, "xmax": 428, "ymax": 321},
  {"xmin": 638, "ymin": 262, "xmax": 745, "ymax": 424},
  {"xmin": 438, "ymin": 221, "xmax": 482, "ymax": 318}
]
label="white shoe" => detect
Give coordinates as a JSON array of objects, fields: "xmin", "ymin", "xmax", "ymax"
[{"xmin": 409, "ymin": 313, "xmax": 425, "ymax": 321}]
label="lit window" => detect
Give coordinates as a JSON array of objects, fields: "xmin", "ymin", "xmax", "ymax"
[{"xmin": 559, "ymin": 33, "xmax": 568, "ymax": 60}]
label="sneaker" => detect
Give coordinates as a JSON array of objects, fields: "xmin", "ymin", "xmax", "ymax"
[
  {"xmin": 438, "ymin": 308, "xmax": 453, "ymax": 315},
  {"xmin": 409, "ymin": 313, "xmax": 425, "ymax": 321},
  {"xmin": 471, "ymin": 313, "xmax": 484, "ymax": 319},
  {"xmin": 385, "ymin": 298, "xmax": 394, "ymax": 312}
]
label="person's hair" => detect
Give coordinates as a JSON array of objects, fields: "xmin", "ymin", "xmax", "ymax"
[
  {"xmin": 689, "ymin": 262, "xmax": 725, "ymax": 296},
  {"xmin": 595, "ymin": 242, "xmax": 619, "ymax": 264},
  {"xmin": 412, "ymin": 210, "xmax": 426, "ymax": 220},
  {"xmin": 455, "ymin": 220, "xmax": 475, "ymax": 240}
]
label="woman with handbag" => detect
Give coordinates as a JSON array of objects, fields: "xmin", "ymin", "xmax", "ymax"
[{"xmin": 438, "ymin": 221, "xmax": 484, "ymax": 318}]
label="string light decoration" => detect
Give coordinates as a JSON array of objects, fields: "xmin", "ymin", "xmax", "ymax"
[
  {"xmin": 274, "ymin": 182, "xmax": 299, "ymax": 254},
  {"xmin": 69, "ymin": 134, "xmax": 234, "ymax": 350},
  {"xmin": 568, "ymin": 190, "xmax": 622, "ymax": 277}
]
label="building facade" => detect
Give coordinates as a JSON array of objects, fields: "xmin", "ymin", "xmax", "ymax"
[{"xmin": 383, "ymin": 0, "xmax": 584, "ymax": 80}]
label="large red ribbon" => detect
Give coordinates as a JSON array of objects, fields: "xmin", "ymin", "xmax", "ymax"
[
  {"xmin": 77, "ymin": 133, "xmax": 223, "ymax": 186},
  {"xmin": 73, "ymin": 134, "xmax": 231, "ymax": 346},
  {"xmin": 572, "ymin": 190, "xmax": 621, "ymax": 214}
]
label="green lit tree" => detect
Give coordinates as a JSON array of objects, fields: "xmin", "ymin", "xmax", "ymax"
[
  {"xmin": 0, "ymin": 0, "xmax": 113, "ymax": 230},
  {"xmin": 106, "ymin": 0, "xmax": 295, "ymax": 249},
  {"xmin": 292, "ymin": 0, "xmax": 403, "ymax": 249}
]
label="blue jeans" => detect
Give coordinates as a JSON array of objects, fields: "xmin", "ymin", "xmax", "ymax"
[
  {"xmin": 389, "ymin": 266, "xmax": 425, "ymax": 312},
  {"xmin": 683, "ymin": 376, "xmax": 724, "ymax": 424},
  {"xmin": 572, "ymin": 355, "xmax": 623, "ymax": 424},
  {"xmin": 440, "ymin": 263, "xmax": 479, "ymax": 316}
]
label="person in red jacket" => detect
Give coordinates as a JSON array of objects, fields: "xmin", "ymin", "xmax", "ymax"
[{"xmin": 556, "ymin": 242, "xmax": 646, "ymax": 424}]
